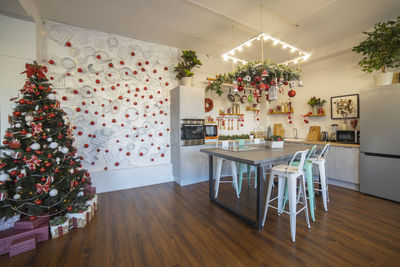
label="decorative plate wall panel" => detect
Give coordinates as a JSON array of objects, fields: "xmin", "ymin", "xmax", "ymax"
[{"xmin": 43, "ymin": 21, "xmax": 178, "ymax": 171}]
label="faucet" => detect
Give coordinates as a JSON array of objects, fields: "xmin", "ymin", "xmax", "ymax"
[{"xmin": 293, "ymin": 128, "xmax": 298, "ymax": 139}]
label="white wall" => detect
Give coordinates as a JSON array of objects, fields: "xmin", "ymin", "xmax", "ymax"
[{"xmin": 0, "ymin": 15, "xmax": 36, "ymax": 140}]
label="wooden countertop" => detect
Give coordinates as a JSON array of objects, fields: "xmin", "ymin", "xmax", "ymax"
[
  {"xmin": 201, "ymin": 143, "xmax": 309, "ymax": 165},
  {"xmin": 285, "ymin": 139, "xmax": 360, "ymax": 148},
  {"xmin": 205, "ymin": 139, "xmax": 360, "ymax": 148}
]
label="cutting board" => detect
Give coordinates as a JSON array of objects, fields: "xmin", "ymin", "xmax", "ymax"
[
  {"xmin": 273, "ymin": 124, "xmax": 285, "ymax": 137},
  {"xmin": 307, "ymin": 126, "xmax": 321, "ymax": 141}
]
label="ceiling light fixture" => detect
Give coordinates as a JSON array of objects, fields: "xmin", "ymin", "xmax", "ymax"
[{"xmin": 222, "ymin": 32, "xmax": 311, "ymax": 65}]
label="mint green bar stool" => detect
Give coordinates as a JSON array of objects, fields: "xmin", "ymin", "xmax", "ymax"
[
  {"xmin": 282, "ymin": 145, "xmax": 317, "ymax": 222},
  {"xmin": 238, "ymin": 139, "xmax": 257, "ymax": 194}
]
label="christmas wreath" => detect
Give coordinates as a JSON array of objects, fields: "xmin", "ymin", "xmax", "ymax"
[{"xmin": 205, "ymin": 98, "xmax": 213, "ymax": 112}]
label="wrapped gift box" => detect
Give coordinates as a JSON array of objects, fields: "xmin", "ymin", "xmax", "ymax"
[
  {"xmin": 86, "ymin": 194, "xmax": 98, "ymax": 214},
  {"xmin": 9, "ymin": 235, "xmax": 36, "ymax": 257},
  {"xmin": 89, "ymin": 187, "xmax": 96, "ymax": 194},
  {"xmin": 66, "ymin": 208, "xmax": 90, "ymax": 229},
  {"xmin": 50, "ymin": 216, "xmax": 69, "ymax": 239},
  {"xmin": 14, "ymin": 216, "xmax": 49, "ymax": 230},
  {"xmin": 0, "ymin": 215, "xmax": 20, "ymax": 231},
  {"xmin": 0, "ymin": 222, "xmax": 48, "ymax": 255}
]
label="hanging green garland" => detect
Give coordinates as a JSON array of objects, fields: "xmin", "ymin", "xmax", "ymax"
[{"xmin": 206, "ymin": 59, "xmax": 301, "ymax": 96}]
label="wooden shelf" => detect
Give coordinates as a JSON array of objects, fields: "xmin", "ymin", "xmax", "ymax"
[
  {"xmin": 205, "ymin": 121, "xmax": 217, "ymax": 124},
  {"xmin": 218, "ymin": 112, "xmax": 244, "ymax": 116},
  {"xmin": 308, "ymin": 112, "xmax": 325, "ymax": 117},
  {"xmin": 268, "ymin": 111, "xmax": 293, "ymax": 115},
  {"xmin": 246, "ymin": 106, "xmax": 259, "ymax": 112}
]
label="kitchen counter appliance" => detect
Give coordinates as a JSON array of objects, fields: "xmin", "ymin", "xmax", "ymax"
[
  {"xmin": 181, "ymin": 119, "xmax": 205, "ymax": 146},
  {"xmin": 336, "ymin": 130, "xmax": 360, "ymax": 144}
]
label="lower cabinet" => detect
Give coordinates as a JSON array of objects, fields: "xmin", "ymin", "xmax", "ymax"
[{"xmin": 326, "ymin": 146, "xmax": 360, "ymax": 185}]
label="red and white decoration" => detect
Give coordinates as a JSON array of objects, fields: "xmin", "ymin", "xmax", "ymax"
[{"xmin": 44, "ymin": 21, "xmax": 178, "ymax": 171}]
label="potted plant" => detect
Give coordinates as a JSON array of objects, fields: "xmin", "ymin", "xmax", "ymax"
[
  {"xmin": 174, "ymin": 50, "xmax": 202, "ymax": 86},
  {"xmin": 265, "ymin": 135, "xmax": 284, "ymax": 148},
  {"xmin": 307, "ymin": 97, "xmax": 326, "ymax": 114},
  {"xmin": 352, "ymin": 16, "xmax": 400, "ymax": 86}
]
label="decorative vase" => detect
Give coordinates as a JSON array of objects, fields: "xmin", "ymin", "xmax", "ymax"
[
  {"xmin": 311, "ymin": 105, "xmax": 317, "ymax": 114},
  {"xmin": 180, "ymin": 77, "xmax": 192, "ymax": 86},
  {"xmin": 374, "ymin": 72, "xmax": 394, "ymax": 86}
]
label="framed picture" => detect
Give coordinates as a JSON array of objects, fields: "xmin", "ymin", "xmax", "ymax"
[{"xmin": 331, "ymin": 94, "xmax": 359, "ymax": 119}]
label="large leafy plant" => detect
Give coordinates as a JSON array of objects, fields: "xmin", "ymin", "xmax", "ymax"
[
  {"xmin": 352, "ymin": 16, "xmax": 400, "ymax": 73},
  {"xmin": 174, "ymin": 50, "xmax": 202, "ymax": 79}
]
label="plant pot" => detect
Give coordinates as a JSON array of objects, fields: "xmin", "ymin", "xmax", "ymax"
[
  {"xmin": 265, "ymin": 140, "xmax": 283, "ymax": 148},
  {"xmin": 311, "ymin": 106, "xmax": 317, "ymax": 114},
  {"xmin": 180, "ymin": 77, "xmax": 192, "ymax": 86},
  {"xmin": 374, "ymin": 72, "xmax": 394, "ymax": 86}
]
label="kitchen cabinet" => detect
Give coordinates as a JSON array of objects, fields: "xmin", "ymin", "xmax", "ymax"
[{"xmin": 327, "ymin": 146, "xmax": 359, "ymax": 184}]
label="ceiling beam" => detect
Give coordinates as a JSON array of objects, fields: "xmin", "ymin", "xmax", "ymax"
[{"xmin": 18, "ymin": 0, "xmax": 44, "ymax": 64}]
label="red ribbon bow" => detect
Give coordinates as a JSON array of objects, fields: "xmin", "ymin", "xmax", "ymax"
[
  {"xmin": 21, "ymin": 63, "xmax": 48, "ymax": 80},
  {"xmin": 24, "ymin": 155, "xmax": 42, "ymax": 170},
  {"xmin": 31, "ymin": 122, "xmax": 43, "ymax": 135},
  {"xmin": 36, "ymin": 181, "xmax": 51, "ymax": 194}
]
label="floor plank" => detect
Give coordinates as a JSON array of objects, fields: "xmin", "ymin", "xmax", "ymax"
[{"xmin": 1, "ymin": 181, "xmax": 400, "ymax": 267}]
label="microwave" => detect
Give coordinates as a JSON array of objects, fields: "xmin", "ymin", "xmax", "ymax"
[
  {"xmin": 336, "ymin": 130, "xmax": 360, "ymax": 144},
  {"xmin": 205, "ymin": 124, "xmax": 218, "ymax": 139}
]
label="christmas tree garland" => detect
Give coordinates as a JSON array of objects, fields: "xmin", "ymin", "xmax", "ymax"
[{"xmin": 206, "ymin": 59, "xmax": 301, "ymax": 96}]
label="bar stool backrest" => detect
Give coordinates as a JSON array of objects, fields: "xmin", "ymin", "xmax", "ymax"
[
  {"xmin": 318, "ymin": 144, "xmax": 330, "ymax": 160},
  {"xmin": 287, "ymin": 149, "xmax": 309, "ymax": 174},
  {"xmin": 306, "ymin": 145, "xmax": 318, "ymax": 162}
]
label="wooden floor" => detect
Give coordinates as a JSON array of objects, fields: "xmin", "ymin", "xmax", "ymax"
[{"xmin": 2, "ymin": 181, "xmax": 400, "ymax": 267}]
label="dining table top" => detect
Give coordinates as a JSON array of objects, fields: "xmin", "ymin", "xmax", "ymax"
[{"xmin": 200, "ymin": 143, "xmax": 312, "ymax": 166}]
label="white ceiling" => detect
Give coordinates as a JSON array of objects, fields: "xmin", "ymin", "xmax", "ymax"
[{"xmin": 1, "ymin": 0, "xmax": 400, "ymax": 62}]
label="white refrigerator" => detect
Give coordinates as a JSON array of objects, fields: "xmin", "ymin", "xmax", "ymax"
[{"xmin": 360, "ymin": 84, "xmax": 400, "ymax": 202}]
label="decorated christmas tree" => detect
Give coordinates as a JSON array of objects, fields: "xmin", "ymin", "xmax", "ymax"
[{"xmin": 0, "ymin": 62, "xmax": 90, "ymax": 219}]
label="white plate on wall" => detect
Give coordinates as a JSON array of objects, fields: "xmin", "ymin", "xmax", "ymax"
[{"xmin": 61, "ymin": 57, "xmax": 76, "ymax": 69}]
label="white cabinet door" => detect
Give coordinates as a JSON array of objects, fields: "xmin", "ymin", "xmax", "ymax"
[
  {"xmin": 180, "ymin": 146, "xmax": 208, "ymax": 182},
  {"xmin": 179, "ymin": 86, "xmax": 205, "ymax": 119},
  {"xmin": 326, "ymin": 146, "xmax": 359, "ymax": 184}
]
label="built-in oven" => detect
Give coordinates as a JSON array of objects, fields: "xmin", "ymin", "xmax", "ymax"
[
  {"xmin": 205, "ymin": 124, "xmax": 218, "ymax": 140},
  {"xmin": 336, "ymin": 130, "xmax": 360, "ymax": 144},
  {"xmin": 181, "ymin": 119, "xmax": 205, "ymax": 146}
]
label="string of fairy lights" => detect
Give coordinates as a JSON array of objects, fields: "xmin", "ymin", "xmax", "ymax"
[{"xmin": 222, "ymin": 32, "xmax": 311, "ymax": 65}]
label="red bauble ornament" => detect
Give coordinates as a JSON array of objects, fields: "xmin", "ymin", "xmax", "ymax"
[
  {"xmin": 29, "ymin": 216, "xmax": 36, "ymax": 221},
  {"xmin": 237, "ymin": 77, "xmax": 243, "ymax": 83},
  {"xmin": 238, "ymin": 85, "xmax": 244, "ymax": 91},
  {"xmin": 67, "ymin": 206, "xmax": 72, "ymax": 211},
  {"xmin": 131, "ymin": 52, "xmax": 135, "ymax": 56},
  {"xmin": 84, "ymin": 144, "xmax": 89, "ymax": 148},
  {"xmin": 65, "ymin": 41, "xmax": 72, "ymax": 47},
  {"xmin": 115, "ymin": 162, "xmax": 119, "ymax": 166},
  {"xmin": 40, "ymin": 167, "xmax": 45, "ymax": 172},
  {"xmin": 48, "ymin": 59, "xmax": 54, "ymax": 65},
  {"xmin": 109, "ymin": 63, "xmax": 113, "ymax": 67},
  {"xmin": 9, "ymin": 170, "xmax": 18, "ymax": 177},
  {"xmin": 288, "ymin": 89, "xmax": 296, "ymax": 97}
]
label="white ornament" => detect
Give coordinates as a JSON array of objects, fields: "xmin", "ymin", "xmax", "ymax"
[
  {"xmin": 0, "ymin": 171, "xmax": 10, "ymax": 182},
  {"xmin": 13, "ymin": 194, "xmax": 21, "ymax": 200},
  {"xmin": 49, "ymin": 142, "xmax": 59, "ymax": 149},
  {"xmin": 290, "ymin": 81, "xmax": 296, "ymax": 87},
  {"xmin": 26, "ymin": 133, "xmax": 32, "ymax": 138},
  {"xmin": 77, "ymin": 191, "xmax": 84, "ymax": 197},
  {"xmin": 25, "ymin": 115, "xmax": 34, "ymax": 123},
  {"xmin": 298, "ymin": 80, "xmax": 304, "ymax": 87},
  {"xmin": 15, "ymin": 123, "xmax": 22, "ymax": 128},
  {"xmin": 30, "ymin": 143, "xmax": 40, "ymax": 150},
  {"xmin": 47, "ymin": 137, "xmax": 53, "ymax": 142},
  {"xmin": 35, "ymin": 105, "xmax": 39, "ymax": 111},
  {"xmin": 12, "ymin": 104, "xmax": 17, "ymax": 109},
  {"xmin": 60, "ymin": 147, "xmax": 69, "ymax": 154},
  {"xmin": 16, "ymin": 186, "xmax": 23, "ymax": 192},
  {"xmin": 56, "ymin": 157, "xmax": 61, "ymax": 163},
  {"xmin": 48, "ymin": 93, "xmax": 56, "ymax": 100},
  {"xmin": 69, "ymin": 169, "xmax": 74, "ymax": 174},
  {"xmin": 49, "ymin": 189, "xmax": 58, "ymax": 197}
]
